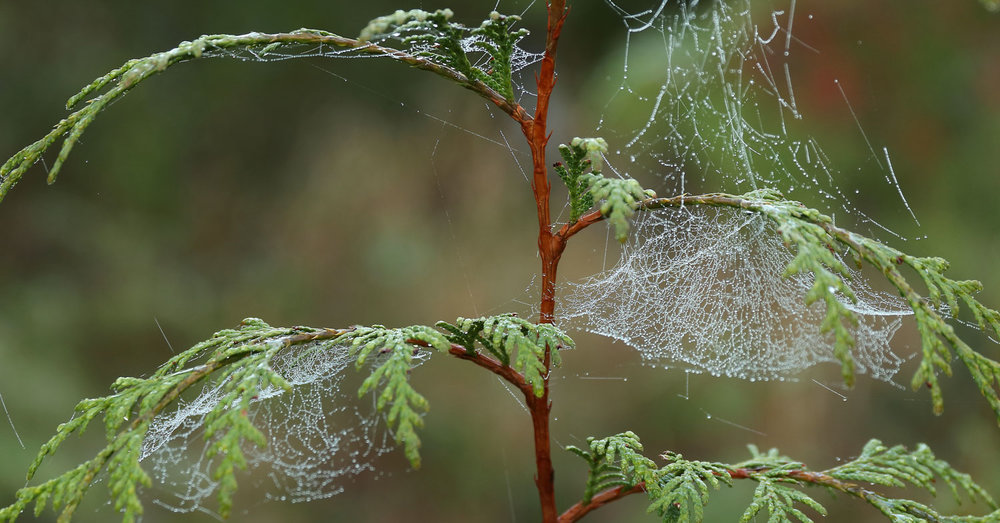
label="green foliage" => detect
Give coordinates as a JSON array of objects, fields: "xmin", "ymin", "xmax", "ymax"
[
  {"xmin": 437, "ymin": 314, "xmax": 574, "ymax": 397},
  {"xmin": 554, "ymin": 138, "xmax": 602, "ymax": 222},
  {"xmin": 584, "ymin": 173, "xmax": 654, "ymax": 243},
  {"xmin": 566, "ymin": 431, "xmax": 651, "ymax": 504},
  {"xmin": 358, "ymin": 9, "xmax": 528, "ymax": 102},
  {"xmin": 826, "ymin": 439, "xmax": 994, "ymax": 506},
  {"xmin": 667, "ymin": 189, "xmax": 1000, "ymax": 419},
  {"xmin": 340, "ymin": 324, "xmax": 453, "ymax": 468},
  {"xmin": 567, "ymin": 432, "xmax": 733, "ymax": 522},
  {"xmin": 0, "ymin": 319, "xmax": 347, "ymax": 522},
  {"xmin": 738, "ymin": 188, "xmax": 860, "ymax": 386},
  {"xmin": 650, "ymin": 453, "xmax": 733, "ymax": 522},
  {"xmin": 740, "ymin": 475, "xmax": 826, "ymax": 523},
  {"xmin": 0, "ymin": 30, "xmax": 346, "ymax": 202},
  {"xmin": 0, "ymin": 9, "xmax": 526, "ymax": 204},
  {"xmin": 562, "ymin": 437, "xmax": 997, "ymax": 523},
  {"xmin": 2, "ymin": 5, "xmax": 999, "ymax": 523},
  {"xmin": 730, "ymin": 440, "xmax": 999, "ymax": 523}
]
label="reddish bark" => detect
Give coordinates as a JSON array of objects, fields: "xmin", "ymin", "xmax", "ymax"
[{"xmin": 522, "ymin": 3, "xmax": 569, "ymax": 522}]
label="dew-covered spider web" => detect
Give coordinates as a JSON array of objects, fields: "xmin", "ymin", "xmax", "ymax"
[
  {"xmin": 593, "ymin": 0, "xmax": 918, "ymax": 231},
  {"xmin": 551, "ymin": 0, "xmax": 920, "ymax": 383},
  {"xmin": 141, "ymin": 341, "xmax": 428, "ymax": 514},
  {"xmin": 560, "ymin": 207, "xmax": 909, "ymax": 381},
  {"xmin": 194, "ymin": 11, "xmax": 544, "ymax": 107}
]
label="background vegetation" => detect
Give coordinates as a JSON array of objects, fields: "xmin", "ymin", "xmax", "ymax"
[{"xmin": 0, "ymin": 1, "xmax": 997, "ymax": 521}]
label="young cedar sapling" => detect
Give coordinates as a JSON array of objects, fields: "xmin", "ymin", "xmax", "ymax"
[{"xmin": 2, "ymin": 2, "xmax": 1000, "ymax": 522}]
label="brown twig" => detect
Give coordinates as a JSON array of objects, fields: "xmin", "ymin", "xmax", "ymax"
[
  {"xmin": 516, "ymin": 2, "xmax": 570, "ymax": 522},
  {"xmin": 558, "ymin": 484, "xmax": 645, "ymax": 522},
  {"xmin": 404, "ymin": 337, "xmax": 534, "ymax": 396},
  {"xmin": 557, "ymin": 465, "xmax": 899, "ymax": 523},
  {"xmin": 557, "ymin": 192, "xmax": 757, "ymax": 241}
]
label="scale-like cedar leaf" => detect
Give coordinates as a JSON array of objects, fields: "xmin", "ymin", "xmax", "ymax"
[
  {"xmin": 346, "ymin": 325, "xmax": 450, "ymax": 468},
  {"xmin": 641, "ymin": 190, "xmax": 1000, "ymax": 419},
  {"xmin": 585, "ymin": 174, "xmax": 654, "ymax": 243}
]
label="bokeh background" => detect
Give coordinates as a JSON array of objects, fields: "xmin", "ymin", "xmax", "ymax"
[{"xmin": 0, "ymin": 1, "xmax": 998, "ymax": 521}]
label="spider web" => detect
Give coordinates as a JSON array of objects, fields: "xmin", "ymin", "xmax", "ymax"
[
  {"xmin": 595, "ymin": 0, "xmax": 916, "ymax": 230},
  {"xmin": 141, "ymin": 341, "xmax": 428, "ymax": 514},
  {"xmin": 560, "ymin": 207, "xmax": 908, "ymax": 381},
  {"xmin": 555, "ymin": 0, "xmax": 917, "ymax": 382}
]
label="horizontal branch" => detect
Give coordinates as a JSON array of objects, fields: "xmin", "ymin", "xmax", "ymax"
[
  {"xmin": 559, "ymin": 463, "xmax": 972, "ymax": 522},
  {"xmin": 558, "ymin": 484, "xmax": 644, "ymax": 522},
  {"xmin": 557, "ymin": 192, "xmax": 752, "ymax": 241},
  {"xmin": 405, "ymin": 337, "xmax": 534, "ymax": 397}
]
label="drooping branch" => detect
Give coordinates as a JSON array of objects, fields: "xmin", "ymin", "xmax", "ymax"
[
  {"xmin": 558, "ymin": 484, "xmax": 644, "ymax": 522},
  {"xmin": 0, "ymin": 28, "xmax": 531, "ymax": 204}
]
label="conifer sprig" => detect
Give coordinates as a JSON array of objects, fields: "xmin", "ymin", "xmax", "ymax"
[
  {"xmin": 0, "ymin": 313, "xmax": 568, "ymax": 522},
  {"xmin": 340, "ymin": 324, "xmax": 453, "ymax": 468},
  {"xmin": 437, "ymin": 314, "xmax": 574, "ymax": 397},
  {"xmin": 553, "ymin": 140, "xmax": 599, "ymax": 223},
  {"xmin": 0, "ymin": 319, "xmax": 351, "ymax": 522},
  {"xmin": 0, "ymin": 10, "xmax": 532, "ymax": 204},
  {"xmin": 358, "ymin": 9, "xmax": 529, "ymax": 103},
  {"xmin": 565, "ymin": 436, "xmax": 997, "ymax": 522},
  {"xmin": 732, "ymin": 440, "xmax": 998, "ymax": 522},
  {"xmin": 554, "ymin": 138, "xmax": 655, "ymax": 242},
  {"xmin": 611, "ymin": 190, "xmax": 1000, "ymax": 421},
  {"xmin": 566, "ymin": 432, "xmax": 733, "ymax": 522}
]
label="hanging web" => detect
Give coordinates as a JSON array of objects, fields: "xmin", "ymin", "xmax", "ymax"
[
  {"xmin": 595, "ymin": 0, "xmax": 917, "ymax": 233},
  {"xmin": 192, "ymin": 12, "xmax": 543, "ymax": 106},
  {"xmin": 560, "ymin": 207, "xmax": 909, "ymax": 381},
  {"xmin": 556, "ymin": 0, "xmax": 919, "ymax": 382},
  {"xmin": 141, "ymin": 341, "xmax": 429, "ymax": 514}
]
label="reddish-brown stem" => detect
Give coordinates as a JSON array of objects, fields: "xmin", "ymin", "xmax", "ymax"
[
  {"xmin": 405, "ymin": 337, "xmax": 535, "ymax": 395},
  {"xmin": 557, "ymin": 192, "xmax": 765, "ymax": 243},
  {"xmin": 445, "ymin": 346, "xmax": 534, "ymax": 396},
  {"xmin": 526, "ymin": 0, "xmax": 569, "ymax": 325},
  {"xmin": 514, "ymin": 2, "xmax": 569, "ymax": 522},
  {"xmin": 557, "ymin": 464, "xmax": 908, "ymax": 522},
  {"xmin": 558, "ymin": 484, "xmax": 645, "ymax": 522}
]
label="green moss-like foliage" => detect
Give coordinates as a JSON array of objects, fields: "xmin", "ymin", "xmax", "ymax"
[
  {"xmin": 0, "ymin": 319, "xmax": 314, "ymax": 522},
  {"xmin": 438, "ymin": 314, "xmax": 574, "ymax": 397},
  {"xmin": 0, "ymin": 9, "xmax": 526, "ymax": 205},
  {"xmin": 640, "ymin": 190, "xmax": 1000, "ymax": 421},
  {"xmin": 568, "ymin": 434, "xmax": 997, "ymax": 523},
  {"xmin": 358, "ymin": 9, "xmax": 528, "ymax": 102},
  {"xmin": 567, "ymin": 432, "xmax": 733, "ymax": 522},
  {"xmin": 342, "ymin": 324, "xmax": 452, "ymax": 468},
  {"xmin": 0, "ymin": 314, "xmax": 571, "ymax": 522},
  {"xmin": 554, "ymin": 138, "xmax": 601, "ymax": 222}
]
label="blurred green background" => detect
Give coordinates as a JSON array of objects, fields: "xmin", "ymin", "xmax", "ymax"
[{"xmin": 0, "ymin": 1, "xmax": 998, "ymax": 521}]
